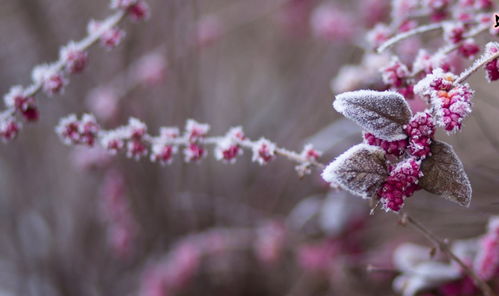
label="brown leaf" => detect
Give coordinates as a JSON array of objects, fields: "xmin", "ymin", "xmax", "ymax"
[
  {"xmin": 419, "ymin": 140, "xmax": 472, "ymax": 207},
  {"xmin": 322, "ymin": 144, "xmax": 388, "ymax": 199},
  {"xmin": 333, "ymin": 90, "xmax": 412, "ymax": 141}
]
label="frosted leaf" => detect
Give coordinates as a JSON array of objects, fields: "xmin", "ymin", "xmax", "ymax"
[
  {"xmin": 322, "ymin": 144, "xmax": 388, "ymax": 199},
  {"xmin": 419, "ymin": 140, "xmax": 471, "ymax": 207},
  {"xmin": 333, "ymin": 90, "xmax": 412, "ymax": 141}
]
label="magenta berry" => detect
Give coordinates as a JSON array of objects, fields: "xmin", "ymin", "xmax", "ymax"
[{"xmin": 363, "ymin": 132, "xmax": 407, "ymax": 156}]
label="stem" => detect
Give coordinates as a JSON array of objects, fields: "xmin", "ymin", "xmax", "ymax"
[
  {"xmin": 456, "ymin": 50, "xmax": 499, "ymax": 84},
  {"xmin": 377, "ymin": 23, "xmax": 443, "ymax": 53},
  {"xmin": 399, "ymin": 213, "xmax": 496, "ymax": 296}
]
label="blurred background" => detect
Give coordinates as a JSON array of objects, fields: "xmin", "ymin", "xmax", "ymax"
[{"xmin": 0, "ymin": 0, "xmax": 497, "ymax": 295}]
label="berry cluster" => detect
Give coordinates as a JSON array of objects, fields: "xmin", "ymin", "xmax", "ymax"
[
  {"xmin": 378, "ymin": 157, "xmax": 422, "ymax": 212},
  {"xmin": 363, "ymin": 112, "xmax": 436, "ymax": 211},
  {"xmin": 415, "ymin": 69, "xmax": 474, "ymax": 133},
  {"xmin": 55, "ymin": 114, "xmax": 100, "ymax": 146}
]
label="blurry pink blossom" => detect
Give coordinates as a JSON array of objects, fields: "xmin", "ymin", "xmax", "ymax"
[{"xmin": 310, "ymin": 4, "xmax": 355, "ymax": 42}]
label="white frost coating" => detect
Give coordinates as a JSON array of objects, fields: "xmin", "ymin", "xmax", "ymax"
[
  {"xmin": 333, "ymin": 90, "xmax": 412, "ymax": 141},
  {"xmin": 321, "ymin": 144, "xmax": 386, "ymax": 199}
]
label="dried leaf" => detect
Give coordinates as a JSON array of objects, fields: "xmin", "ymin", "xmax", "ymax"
[
  {"xmin": 333, "ymin": 90, "xmax": 412, "ymax": 141},
  {"xmin": 419, "ymin": 140, "xmax": 471, "ymax": 207},
  {"xmin": 322, "ymin": 144, "xmax": 388, "ymax": 199}
]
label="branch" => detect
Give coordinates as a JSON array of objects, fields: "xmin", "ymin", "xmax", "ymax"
[
  {"xmin": 0, "ymin": 1, "xmax": 149, "ymax": 140},
  {"xmin": 377, "ymin": 23, "xmax": 443, "ymax": 53},
  {"xmin": 56, "ymin": 116, "xmax": 325, "ymax": 176}
]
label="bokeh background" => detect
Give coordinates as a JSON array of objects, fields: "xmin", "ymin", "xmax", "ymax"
[{"xmin": 0, "ymin": 0, "xmax": 497, "ymax": 295}]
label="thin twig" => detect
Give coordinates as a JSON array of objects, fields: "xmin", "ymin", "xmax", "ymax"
[
  {"xmin": 377, "ymin": 23, "xmax": 443, "ymax": 53},
  {"xmin": 399, "ymin": 212, "xmax": 496, "ymax": 296}
]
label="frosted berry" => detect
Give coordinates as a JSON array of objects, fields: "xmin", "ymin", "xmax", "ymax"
[
  {"xmin": 363, "ymin": 132, "xmax": 407, "ymax": 156},
  {"xmin": 404, "ymin": 112, "xmax": 435, "ymax": 159},
  {"xmin": 378, "ymin": 158, "xmax": 422, "ymax": 212}
]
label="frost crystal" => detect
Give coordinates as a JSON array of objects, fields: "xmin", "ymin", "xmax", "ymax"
[
  {"xmin": 333, "ymin": 90, "xmax": 412, "ymax": 141},
  {"xmin": 322, "ymin": 144, "xmax": 387, "ymax": 199}
]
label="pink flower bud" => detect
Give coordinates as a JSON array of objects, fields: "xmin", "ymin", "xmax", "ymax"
[
  {"xmin": 56, "ymin": 114, "xmax": 81, "ymax": 145},
  {"xmin": 183, "ymin": 143, "xmax": 205, "ymax": 162},
  {"xmin": 127, "ymin": 1, "xmax": 150, "ymax": 22},
  {"xmin": 185, "ymin": 119, "xmax": 210, "ymax": 142},
  {"xmin": 443, "ymin": 23, "xmax": 465, "ymax": 44},
  {"xmin": 88, "ymin": 20, "xmax": 126, "ymax": 50},
  {"xmin": 214, "ymin": 127, "xmax": 245, "ymax": 163},
  {"xmin": 101, "ymin": 129, "xmax": 127, "ymax": 154},
  {"xmin": 60, "ymin": 42, "xmax": 88, "ymax": 74},
  {"xmin": 3, "ymin": 86, "xmax": 39, "ymax": 121},
  {"xmin": 300, "ymin": 143, "xmax": 321, "ymax": 161},
  {"xmin": 252, "ymin": 138, "xmax": 276, "ymax": 165},
  {"xmin": 79, "ymin": 114, "xmax": 100, "ymax": 146},
  {"xmin": 32, "ymin": 64, "xmax": 67, "ymax": 96},
  {"xmin": 0, "ymin": 116, "xmax": 20, "ymax": 142}
]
